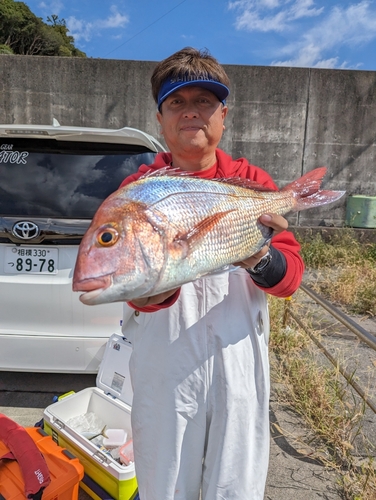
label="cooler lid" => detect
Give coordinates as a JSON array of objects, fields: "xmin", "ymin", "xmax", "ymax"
[{"xmin": 96, "ymin": 333, "xmax": 133, "ymax": 406}]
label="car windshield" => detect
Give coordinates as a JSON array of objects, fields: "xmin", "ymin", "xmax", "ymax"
[{"xmin": 0, "ymin": 138, "xmax": 156, "ymax": 219}]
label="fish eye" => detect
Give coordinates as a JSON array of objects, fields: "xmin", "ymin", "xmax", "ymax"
[{"xmin": 97, "ymin": 227, "xmax": 119, "ymax": 247}]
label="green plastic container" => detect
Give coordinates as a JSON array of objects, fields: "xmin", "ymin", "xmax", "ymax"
[{"xmin": 346, "ymin": 195, "xmax": 376, "ymax": 228}]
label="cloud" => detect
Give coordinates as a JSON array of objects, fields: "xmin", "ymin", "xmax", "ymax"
[
  {"xmin": 66, "ymin": 5, "xmax": 129, "ymax": 43},
  {"xmin": 65, "ymin": 17, "xmax": 93, "ymax": 42},
  {"xmin": 38, "ymin": 1, "xmax": 64, "ymax": 16},
  {"xmin": 272, "ymin": 43, "xmax": 341, "ymax": 68},
  {"xmin": 289, "ymin": 0, "xmax": 324, "ymax": 20},
  {"xmin": 228, "ymin": 0, "xmax": 323, "ymax": 33},
  {"xmin": 229, "ymin": 0, "xmax": 376, "ymax": 68},
  {"xmin": 271, "ymin": 1, "xmax": 376, "ymax": 67},
  {"xmin": 99, "ymin": 5, "xmax": 129, "ymax": 29}
]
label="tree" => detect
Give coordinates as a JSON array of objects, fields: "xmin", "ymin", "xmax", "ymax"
[
  {"xmin": 0, "ymin": 0, "xmax": 86, "ymax": 57},
  {"xmin": 0, "ymin": 43, "xmax": 14, "ymax": 54},
  {"xmin": 45, "ymin": 14, "xmax": 86, "ymax": 57}
]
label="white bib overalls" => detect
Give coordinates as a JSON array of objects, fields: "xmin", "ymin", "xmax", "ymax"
[{"xmin": 122, "ymin": 269, "xmax": 270, "ymax": 500}]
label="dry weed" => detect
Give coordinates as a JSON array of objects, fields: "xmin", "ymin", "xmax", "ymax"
[
  {"xmin": 269, "ymin": 295, "xmax": 376, "ymax": 499},
  {"xmin": 298, "ymin": 231, "xmax": 376, "ymax": 317}
]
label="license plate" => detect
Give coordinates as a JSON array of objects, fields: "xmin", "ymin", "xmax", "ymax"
[{"xmin": 4, "ymin": 247, "xmax": 59, "ymax": 274}]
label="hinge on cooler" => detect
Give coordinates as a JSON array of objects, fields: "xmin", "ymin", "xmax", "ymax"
[
  {"xmin": 93, "ymin": 450, "xmax": 109, "ymax": 464},
  {"xmin": 53, "ymin": 418, "xmax": 65, "ymax": 430},
  {"xmin": 105, "ymin": 392, "xmax": 117, "ymax": 400}
]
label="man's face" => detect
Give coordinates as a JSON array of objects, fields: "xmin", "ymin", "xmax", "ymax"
[{"xmin": 157, "ymin": 86, "xmax": 228, "ymax": 163}]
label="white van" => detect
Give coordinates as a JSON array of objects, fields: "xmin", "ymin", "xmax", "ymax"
[{"xmin": 0, "ymin": 122, "xmax": 164, "ymax": 373}]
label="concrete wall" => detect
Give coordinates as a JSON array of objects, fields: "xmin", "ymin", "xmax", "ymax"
[{"xmin": 1, "ymin": 55, "xmax": 376, "ymax": 226}]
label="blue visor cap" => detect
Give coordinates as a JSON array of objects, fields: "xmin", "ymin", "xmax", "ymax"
[{"xmin": 157, "ymin": 77, "xmax": 230, "ymax": 111}]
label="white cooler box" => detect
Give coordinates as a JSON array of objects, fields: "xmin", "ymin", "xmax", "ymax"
[{"xmin": 44, "ymin": 334, "xmax": 138, "ymax": 500}]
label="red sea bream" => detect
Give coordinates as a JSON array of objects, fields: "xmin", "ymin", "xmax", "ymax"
[{"xmin": 73, "ymin": 167, "xmax": 344, "ymax": 304}]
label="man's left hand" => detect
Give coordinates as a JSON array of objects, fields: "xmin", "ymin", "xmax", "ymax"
[{"xmin": 234, "ymin": 213, "xmax": 288, "ymax": 269}]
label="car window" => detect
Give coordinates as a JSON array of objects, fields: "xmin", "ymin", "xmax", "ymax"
[{"xmin": 0, "ymin": 138, "xmax": 156, "ymax": 219}]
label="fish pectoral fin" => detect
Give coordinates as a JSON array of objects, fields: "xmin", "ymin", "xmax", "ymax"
[{"xmin": 172, "ymin": 210, "xmax": 234, "ymax": 258}]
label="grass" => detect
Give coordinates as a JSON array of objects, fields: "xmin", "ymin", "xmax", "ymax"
[
  {"xmin": 297, "ymin": 230, "xmax": 376, "ymax": 316},
  {"xmin": 268, "ymin": 230, "xmax": 376, "ymax": 499}
]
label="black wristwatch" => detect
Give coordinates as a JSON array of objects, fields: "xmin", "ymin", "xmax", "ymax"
[{"xmin": 245, "ymin": 250, "xmax": 272, "ymax": 275}]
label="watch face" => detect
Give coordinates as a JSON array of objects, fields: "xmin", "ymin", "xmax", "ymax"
[{"xmin": 252, "ymin": 251, "xmax": 272, "ymax": 273}]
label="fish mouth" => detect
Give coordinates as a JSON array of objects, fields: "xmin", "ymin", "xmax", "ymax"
[
  {"xmin": 78, "ymin": 288, "xmax": 106, "ymax": 305},
  {"xmin": 72, "ymin": 275, "xmax": 111, "ymax": 292},
  {"xmin": 72, "ymin": 275, "xmax": 112, "ymax": 305}
]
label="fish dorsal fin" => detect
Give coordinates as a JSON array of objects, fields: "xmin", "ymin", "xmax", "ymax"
[
  {"xmin": 140, "ymin": 166, "xmax": 192, "ymax": 179},
  {"xmin": 140, "ymin": 169, "xmax": 275, "ymax": 192},
  {"xmin": 212, "ymin": 177, "xmax": 276, "ymax": 192}
]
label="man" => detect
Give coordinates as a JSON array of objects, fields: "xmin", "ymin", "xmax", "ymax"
[{"xmin": 120, "ymin": 47, "xmax": 304, "ymax": 500}]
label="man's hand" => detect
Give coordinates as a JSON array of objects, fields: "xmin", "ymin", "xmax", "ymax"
[
  {"xmin": 234, "ymin": 213, "xmax": 288, "ymax": 269},
  {"xmin": 130, "ymin": 288, "xmax": 180, "ymax": 308}
]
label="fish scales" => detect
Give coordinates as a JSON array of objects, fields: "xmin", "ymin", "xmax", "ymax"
[
  {"xmin": 138, "ymin": 182, "xmax": 258, "ymax": 262},
  {"xmin": 73, "ymin": 168, "xmax": 345, "ymax": 305}
]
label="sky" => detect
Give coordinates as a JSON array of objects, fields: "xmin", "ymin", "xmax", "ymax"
[{"xmin": 24, "ymin": 0, "xmax": 376, "ymax": 71}]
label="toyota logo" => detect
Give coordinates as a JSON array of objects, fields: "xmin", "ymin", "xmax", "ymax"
[{"xmin": 12, "ymin": 221, "xmax": 40, "ymax": 240}]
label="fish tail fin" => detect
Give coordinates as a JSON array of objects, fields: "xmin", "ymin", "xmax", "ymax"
[
  {"xmin": 282, "ymin": 167, "xmax": 345, "ymax": 211},
  {"xmin": 293, "ymin": 190, "xmax": 346, "ymax": 211}
]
